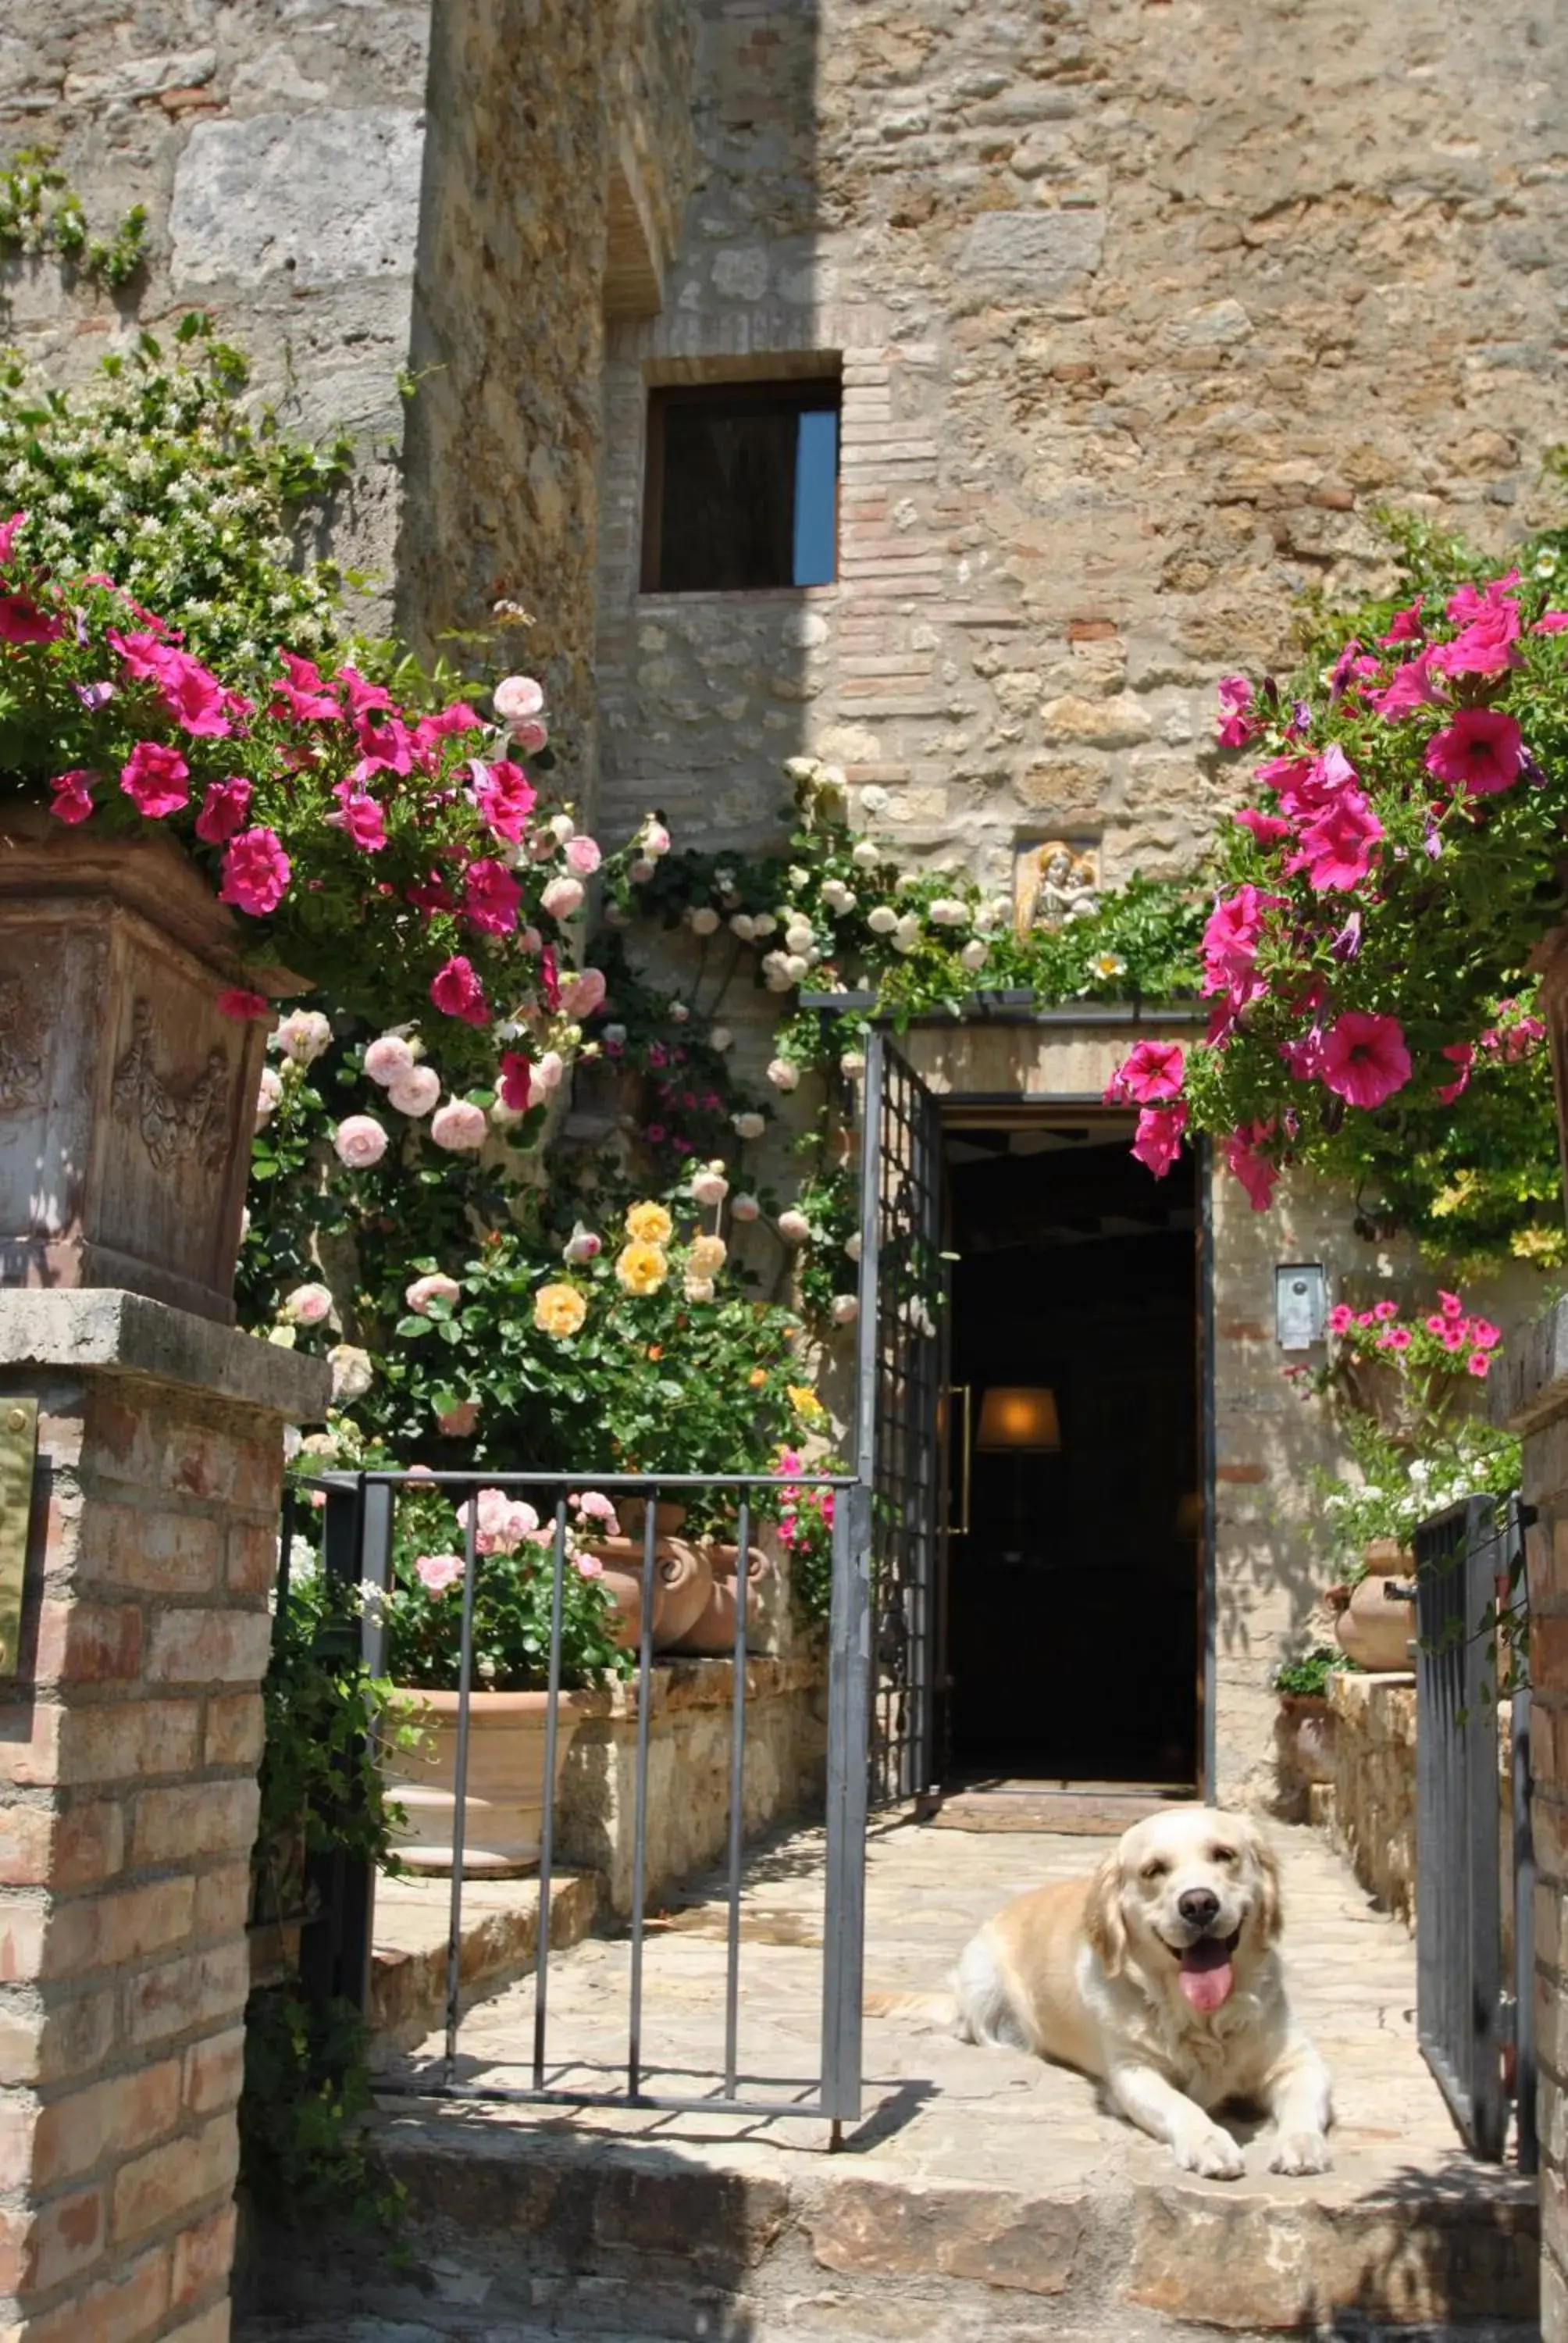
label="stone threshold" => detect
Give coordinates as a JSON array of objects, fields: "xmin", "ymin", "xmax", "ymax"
[{"xmin": 369, "ymin": 1866, "xmax": 604, "ymax": 2056}]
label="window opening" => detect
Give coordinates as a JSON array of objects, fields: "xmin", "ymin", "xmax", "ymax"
[{"xmin": 642, "ymin": 380, "xmax": 840, "ymax": 594}]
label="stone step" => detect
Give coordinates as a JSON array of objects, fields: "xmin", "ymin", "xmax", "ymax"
[{"xmin": 236, "ymin": 2116, "xmax": 1540, "ymax": 2341}]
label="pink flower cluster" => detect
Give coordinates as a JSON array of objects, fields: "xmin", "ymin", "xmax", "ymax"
[
  {"xmin": 1327, "ymin": 1288, "xmax": 1502, "ymax": 1380},
  {"xmin": 456, "ymin": 1487, "xmax": 540, "ymax": 1555}
]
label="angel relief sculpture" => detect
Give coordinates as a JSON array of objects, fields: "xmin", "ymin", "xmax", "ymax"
[{"xmin": 1015, "ymin": 839, "xmax": 1100, "ymax": 937}]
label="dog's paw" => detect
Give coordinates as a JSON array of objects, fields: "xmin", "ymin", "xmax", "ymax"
[
  {"xmin": 1269, "ymin": 2129, "xmax": 1333, "ymax": 2177},
  {"xmin": 1175, "ymin": 2124, "xmax": 1246, "ymax": 2181}
]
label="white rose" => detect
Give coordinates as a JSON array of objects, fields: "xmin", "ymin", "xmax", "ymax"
[
  {"xmin": 752, "ymin": 913, "xmax": 778, "ymax": 939},
  {"xmin": 783, "ymin": 954, "xmax": 811, "ymax": 982},
  {"xmin": 283, "ymin": 1281, "xmax": 334, "ymax": 1326},
  {"xmin": 670, "ymin": 1001, "xmax": 690, "ymax": 1023},
  {"xmin": 839, "ymin": 1050, "xmax": 867, "ymax": 1079},
  {"xmin": 767, "ymin": 1058, "xmax": 800, "ymax": 1092},
  {"xmin": 821, "ymin": 879, "xmax": 856, "ymax": 915},
  {"xmin": 549, "ymin": 812, "xmax": 576, "ymax": 843},
  {"xmin": 542, "ymin": 876, "xmax": 585, "ymax": 919},
  {"xmin": 690, "ymin": 907, "xmax": 721, "ymax": 936},
  {"xmin": 732, "ymin": 1193, "xmax": 761, "ymax": 1221},
  {"xmin": 929, "ymin": 898, "xmax": 968, "ymax": 927},
  {"xmin": 844, "ymin": 1232, "xmax": 863, "ymax": 1262},
  {"xmin": 640, "ymin": 818, "xmax": 672, "ymax": 856},
  {"xmin": 960, "ymin": 939, "xmax": 989, "ymax": 972},
  {"xmin": 784, "ymin": 921, "xmax": 815, "ymax": 956},
  {"xmin": 732, "ymin": 1111, "xmax": 766, "ymax": 1139},
  {"xmin": 273, "ymin": 1009, "xmax": 333, "ymax": 1065},
  {"xmin": 709, "ymin": 1026, "xmax": 733, "ymax": 1053},
  {"xmin": 851, "ymin": 839, "xmax": 881, "ymax": 871},
  {"xmin": 893, "ymin": 914, "xmax": 921, "ymax": 954},
  {"xmin": 832, "ymin": 1293, "xmax": 861, "ymax": 1325},
  {"xmin": 860, "ymin": 786, "xmax": 890, "ymax": 815},
  {"xmin": 788, "ymin": 865, "xmax": 811, "ymax": 890},
  {"xmin": 691, "ymin": 1167, "xmax": 729, "ymax": 1207},
  {"xmin": 603, "ymin": 1023, "xmax": 627, "ymax": 1047},
  {"xmin": 777, "ymin": 1210, "xmax": 811, "ymax": 1245},
  {"xmin": 388, "ymin": 1065, "xmax": 441, "ymax": 1118},
  {"xmin": 783, "ymin": 757, "xmax": 820, "ymax": 785},
  {"xmin": 730, "ymin": 913, "xmax": 757, "ymax": 940},
  {"xmin": 255, "ymin": 1067, "xmax": 283, "ymax": 1126},
  {"xmin": 328, "ymin": 1344, "xmax": 374, "ymax": 1403},
  {"xmin": 867, "ymin": 906, "xmax": 898, "ymax": 936}
]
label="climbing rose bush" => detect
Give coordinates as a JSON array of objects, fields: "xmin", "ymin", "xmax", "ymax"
[
  {"xmin": 0, "ymin": 508, "xmax": 608, "ymax": 1091},
  {"xmin": 1108, "ymin": 561, "xmax": 1568, "ymax": 1221}
]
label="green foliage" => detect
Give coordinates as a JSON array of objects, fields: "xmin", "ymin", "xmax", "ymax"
[
  {"xmin": 0, "ymin": 151, "xmax": 146, "ymax": 289},
  {"xmin": 1272, "ymin": 1646, "xmax": 1349, "ymax": 1697},
  {"xmin": 240, "ymin": 1989, "xmax": 405, "ymax": 2235}
]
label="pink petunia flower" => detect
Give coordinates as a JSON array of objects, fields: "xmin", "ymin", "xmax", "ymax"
[
  {"xmin": 1440, "ymin": 1325, "xmax": 1466, "ymax": 1353},
  {"xmin": 429, "ymin": 954, "xmax": 490, "ymax": 1026},
  {"xmin": 1327, "ymin": 1303, "xmax": 1355, "ymax": 1335},
  {"xmin": 1112, "ymin": 1040, "xmax": 1185, "ymax": 1104},
  {"xmin": 1425, "ymin": 1314, "xmax": 1449, "ymax": 1335},
  {"xmin": 472, "ymin": 758, "xmax": 536, "ymax": 843},
  {"xmin": 1424, "ymin": 708, "xmax": 1524, "ymax": 797},
  {"xmin": 1470, "ymin": 1318, "xmax": 1502, "ymax": 1350},
  {"xmin": 1289, "ymin": 791, "xmax": 1383, "ymax": 892},
  {"xmin": 332, "ymin": 789, "xmax": 387, "ymax": 851},
  {"xmin": 194, "ymin": 777, "xmax": 253, "ymax": 844},
  {"xmin": 48, "ymin": 768, "xmax": 96, "ymax": 825},
  {"xmin": 0, "ymin": 512, "xmax": 26, "ymax": 568},
  {"xmin": 219, "ymin": 827, "xmax": 291, "ymax": 917},
  {"xmin": 1131, "ymin": 1101, "xmax": 1187, "ymax": 1179},
  {"xmin": 1365, "ymin": 649, "xmax": 1445, "ymax": 720},
  {"xmin": 0, "ymin": 594, "xmax": 63, "ymax": 644},
  {"xmin": 1436, "ymin": 1041, "xmax": 1474, "ymax": 1105},
  {"xmin": 1467, "ymin": 1351, "xmax": 1491, "ymax": 1377},
  {"xmin": 1431, "ymin": 598, "xmax": 1521, "ymax": 678},
  {"xmin": 1224, "ymin": 1122, "xmax": 1278, "ymax": 1211},
  {"xmin": 498, "ymin": 1051, "xmax": 533, "ymax": 1112},
  {"xmin": 1385, "ymin": 1326, "xmax": 1413, "ymax": 1351},
  {"xmin": 1318, "ymin": 1011, "xmax": 1411, "ymax": 1109},
  {"xmin": 1379, "ymin": 595, "xmax": 1424, "ymax": 645},
  {"xmin": 120, "ymin": 740, "xmax": 191, "ymax": 818},
  {"xmin": 1438, "ymin": 1290, "xmax": 1465, "ymax": 1319},
  {"xmin": 1532, "ymin": 612, "xmax": 1568, "ymax": 635},
  {"xmin": 464, "ymin": 858, "xmax": 522, "ymax": 935},
  {"xmin": 1215, "ymin": 676, "xmax": 1256, "ymax": 749},
  {"xmin": 1234, "ymin": 808, "xmax": 1292, "ymax": 847}
]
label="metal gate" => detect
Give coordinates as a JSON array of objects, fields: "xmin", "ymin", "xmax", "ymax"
[
  {"xmin": 1413, "ymin": 1492, "xmax": 1534, "ymax": 2168},
  {"xmin": 854, "ymin": 1031, "xmax": 944, "ymax": 1805}
]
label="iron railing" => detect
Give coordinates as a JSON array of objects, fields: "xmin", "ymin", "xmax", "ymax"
[
  {"xmin": 1413, "ymin": 1491, "xmax": 1534, "ymax": 2169},
  {"xmin": 292, "ymin": 1467, "xmax": 871, "ymax": 2142}
]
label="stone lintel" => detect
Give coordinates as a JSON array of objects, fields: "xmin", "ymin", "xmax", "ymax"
[
  {"xmin": 1498, "ymin": 1291, "xmax": 1568, "ymax": 1434},
  {"xmin": 0, "ymin": 1289, "xmax": 329, "ymax": 1422}
]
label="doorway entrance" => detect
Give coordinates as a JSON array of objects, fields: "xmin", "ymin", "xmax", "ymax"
[{"xmin": 941, "ymin": 1111, "xmax": 1203, "ymax": 1792}]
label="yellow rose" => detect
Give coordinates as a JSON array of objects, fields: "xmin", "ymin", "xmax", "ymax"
[
  {"xmin": 534, "ymin": 1282, "xmax": 587, "ymax": 1338},
  {"xmin": 688, "ymin": 1232, "xmax": 726, "ymax": 1275},
  {"xmin": 615, "ymin": 1240, "xmax": 668, "ymax": 1296},
  {"xmin": 787, "ymin": 1383, "xmax": 825, "ymax": 1421},
  {"xmin": 625, "ymin": 1200, "xmax": 673, "ymax": 1246}
]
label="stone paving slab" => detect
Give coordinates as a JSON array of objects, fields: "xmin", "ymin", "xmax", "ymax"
[
  {"xmin": 371, "ymin": 1867, "xmax": 603, "ymax": 2052},
  {"xmin": 324, "ymin": 1819, "xmax": 1539, "ymax": 2336}
]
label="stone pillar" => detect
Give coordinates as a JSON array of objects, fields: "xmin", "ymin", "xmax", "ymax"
[
  {"xmin": 0, "ymin": 1293, "xmax": 326, "ymax": 2343},
  {"xmin": 1502, "ymin": 1295, "xmax": 1568, "ymax": 2340}
]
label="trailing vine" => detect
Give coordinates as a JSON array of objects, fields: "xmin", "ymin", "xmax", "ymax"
[{"xmin": 0, "ymin": 151, "xmax": 147, "ymax": 289}]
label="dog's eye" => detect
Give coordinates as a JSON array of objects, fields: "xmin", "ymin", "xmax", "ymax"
[
  {"xmin": 1140, "ymin": 1859, "xmax": 1169, "ymax": 1882},
  {"xmin": 1210, "ymin": 1846, "xmax": 1237, "ymax": 1864}
]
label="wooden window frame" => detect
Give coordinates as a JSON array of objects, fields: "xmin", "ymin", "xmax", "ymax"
[{"xmin": 640, "ymin": 378, "xmax": 843, "ymax": 596}]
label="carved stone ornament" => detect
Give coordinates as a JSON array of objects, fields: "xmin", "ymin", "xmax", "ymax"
[
  {"xmin": 111, "ymin": 999, "xmax": 233, "ymax": 1175},
  {"xmin": 1015, "ymin": 836, "xmax": 1101, "ymax": 937},
  {"xmin": 0, "ymin": 972, "xmax": 44, "ymax": 1112}
]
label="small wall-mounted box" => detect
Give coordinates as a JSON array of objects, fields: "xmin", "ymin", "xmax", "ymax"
[{"xmin": 1274, "ymin": 1263, "xmax": 1327, "ymax": 1351}]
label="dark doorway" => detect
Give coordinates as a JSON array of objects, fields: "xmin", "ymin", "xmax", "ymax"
[{"xmin": 943, "ymin": 1114, "xmax": 1202, "ymax": 1790}]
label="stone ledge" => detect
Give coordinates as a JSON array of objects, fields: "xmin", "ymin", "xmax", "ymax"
[{"xmin": 0, "ymin": 1290, "xmax": 330, "ymax": 1423}]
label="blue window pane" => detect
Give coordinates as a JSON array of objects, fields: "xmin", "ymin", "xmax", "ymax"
[{"xmin": 793, "ymin": 407, "xmax": 838, "ymax": 586}]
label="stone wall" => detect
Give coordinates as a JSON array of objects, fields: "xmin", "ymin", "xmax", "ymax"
[{"xmin": 1323, "ymin": 1671, "xmax": 1418, "ymax": 1925}]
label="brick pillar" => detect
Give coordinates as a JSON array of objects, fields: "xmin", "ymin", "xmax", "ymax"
[
  {"xmin": 0, "ymin": 1293, "xmax": 326, "ymax": 2343},
  {"xmin": 1503, "ymin": 1296, "xmax": 1568, "ymax": 2339}
]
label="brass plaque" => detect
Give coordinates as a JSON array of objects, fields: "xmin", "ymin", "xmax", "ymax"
[{"xmin": 0, "ymin": 1398, "xmax": 37, "ymax": 1677}]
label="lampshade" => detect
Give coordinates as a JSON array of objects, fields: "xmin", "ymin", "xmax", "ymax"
[{"xmin": 975, "ymin": 1385, "xmax": 1061, "ymax": 1453}]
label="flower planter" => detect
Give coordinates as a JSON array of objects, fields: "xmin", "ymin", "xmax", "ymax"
[
  {"xmin": 664, "ymin": 1539, "xmax": 771, "ymax": 1657},
  {"xmin": 1327, "ymin": 1539, "xmax": 1416, "ymax": 1672},
  {"xmin": 1275, "ymin": 1692, "xmax": 1336, "ymax": 1788},
  {"xmin": 0, "ymin": 808, "xmax": 286, "ymax": 1323},
  {"xmin": 582, "ymin": 1532, "xmax": 714, "ymax": 1653},
  {"xmin": 383, "ymin": 1688, "xmax": 587, "ymax": 1877}
]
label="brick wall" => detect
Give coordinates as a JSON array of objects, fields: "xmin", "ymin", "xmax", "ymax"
[{"xmin": 0, "ymin": 1296, "xmax": 325, "ymax": 2343}]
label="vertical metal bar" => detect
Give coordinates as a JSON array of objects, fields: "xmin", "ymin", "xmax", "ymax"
[
  {"xmin": 358, "ymin": 1481, "xmax": 394, "ymax": 1682},
  {"xmin": 821, "ymin": 1479, "xmax": 872, "ymax": 2131},
  {"xmin": 722, "ymin": 1496, "xmax": 751, "ymax": 2097},
  {"xmin": 1467, "ymin": 1498, "xmax": 1505, "ymax": 2160},
  {"xmin": 532, "ymin": 1492, "xmax": 568, "ymax": 2092},
  {"xmin": 1514, "ymin": 1661, "xmax": 1538, "ymax": 2171},
  {"xmin": 1196, "ymin": 1132, "xmax": 1218, "ymax": 1801},
  {"xmin": 443, "ymin": 1485, "xmax": 481, "ymax": 2083},
  {"xmin": 625, "ymin": 1492, "xmax": 659, "ymax": 2099},
  {"xmin": 854, "ymin": 1031, "xmax": 885, "ymax": 1480},
  {"xmin": 273, "ymin": 1483, "xmax": 296, "ymax": 1631}
]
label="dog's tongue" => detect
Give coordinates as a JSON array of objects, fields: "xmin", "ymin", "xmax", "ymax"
[{"xmin": 1178, "ymin": 1937, "xmax": 1235, "ymax": 2012}]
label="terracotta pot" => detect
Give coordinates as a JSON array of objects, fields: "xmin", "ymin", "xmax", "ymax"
[
  {"xmin": 1331, "ymin": 1542, "xmax": 1416, "ymax": 1671},
  {"xmin": 584, "ymin": 1536, "xmax": 671, "ymax": 1653},
  {"xmin": 384, "ymin": 1688, "xmax": 585, "ymax": 1876},
  {"xmin": 664, "ymin": 1541, "xmax": 771, "ymax": 1657},
  {"xmin": 0, "ymin": 808, "xmax": 291, "ymax": 1322},
  {"xmin": 617, "ymin": 1497, "xmax": 688, "ymax": 1541},
  {"xmin": 651, "ymin": 1536, "xmax": 713, "ymax": 1649},
  {"xmin": 1275, "ymin": 1692, "xmax": 1335, "ymax": 1786}
]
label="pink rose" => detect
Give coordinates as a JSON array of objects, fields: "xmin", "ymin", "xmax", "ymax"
[
  {"xmin": 498, "ymin": 1051, "xmax": 533, "ymax": 1113},
  {"xmin": 542, "ymin": 876, "xmax": 585, "ymax": 920},
  {"xmin": 415, "ymin": 1553, "xmax": 465, "ymax": 1595},
  {"xmin": 494, "ymin": 675, "xmax": 544, "ymax": 722},
  {"xmin": 533, "ymin": 1050, "xmax": 565, "ymax": 1094},
  {"xmin": 560, "ymin": 967, "xmax": 607, "ymax": 1019},
  {"xmin": 120, "ymin": 740, "xmax": 190, "ymax": 818},
  {"xmin": 364, "ymin": 1034, "xmax": 416, "ymax": 1086},
  {"xmin": 406, "ymin": 1272, "xmax": 461, "ymax": 1314},
  {"xmin": 575, "ymin": 1552, "xmax": 604, "ymax": 1579},
  {"xmin": 388, "ymin": 1065, "xmax": 441, "ymax": 1117},
  {"xmin": 572, "ymin": 1490, "xmax": 619, "ymax": 1529},
  {"xmin": 429, "ymin": 954, "xmax": 489, "ymax": 1027},
  {"xmin": 333, "ymin": 1113, "xmax": 390, "ymax": 1169},
  {"xmin": 565, "ymin": 835, "xmax": 602, "ymax": 876},
  {"xmin": 283, "ymin": 1281, "xmax": 333, "ymax": 1326},
  {"xmin": 219, "ymin": 827, "xmax": 291, "ymax": 917},
  {"xmin": 255, "ymin": 1067, "xmax": 283, "ymax": 1125},
  {"xmin": 430, "ymin": 1100, "xmax": 488, "ymax": 1151},
  {"xmin": 194, "ymin": 777, "xmax": 253, "ymax": 843}
]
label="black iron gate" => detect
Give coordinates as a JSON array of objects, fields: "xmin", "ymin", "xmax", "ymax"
[
  {"xmin": 854, "ymin": 1032, "xmax": 944, "ymax": 1806},
  {"xmin": 1413, "ymin": 1492, "xmax": 1535, "ymax": 2168}
]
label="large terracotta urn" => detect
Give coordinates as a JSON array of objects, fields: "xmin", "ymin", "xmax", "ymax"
[
  {"xmin": 0, "ymin": 809, "xmax": 281, "ymax": 1322},
  {"xmin": 665, "ymin": 1539, "xmax": 771, "ymax": 1656},
  {"xmin": 384, "ymin": 1689, "xmax": 587, "ymax": 1876},
  {"xmin": 1327, "ymin": 1539, "xmax": 1416, "ymax": 1672},
  {"xmin": 583, "ymin": 1532, "xmax": 712, "ymax": 1653}
]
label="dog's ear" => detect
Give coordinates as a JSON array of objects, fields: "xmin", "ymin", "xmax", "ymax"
[
  {"xmin": 1085, "ymin": 1853, "xmax": 1128, "ymax": 1978},
  {"xmin": 1251, "ymin": 1828, "xmax": 1285, "ymax": 1947}
]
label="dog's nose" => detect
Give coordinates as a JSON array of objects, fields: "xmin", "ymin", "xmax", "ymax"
[{"xmin": 1178, "ymin": 1888, "xmax": 1221, "ymax": 1929}]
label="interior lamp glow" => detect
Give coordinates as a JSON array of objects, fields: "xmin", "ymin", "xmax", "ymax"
[{"xmin": 975, "ymin": 1385, "xmax": 1061, "ymax": 1453}]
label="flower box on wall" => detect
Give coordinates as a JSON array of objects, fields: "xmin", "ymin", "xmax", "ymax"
[{"xmin": 0, "ymin": 809, "xmax": 276, "ymax": 1324}]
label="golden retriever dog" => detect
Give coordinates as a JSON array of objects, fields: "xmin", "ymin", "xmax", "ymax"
[{"xmin": 951, "ymin": 1806, "xmax": 1332, "ymax": 2179}]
